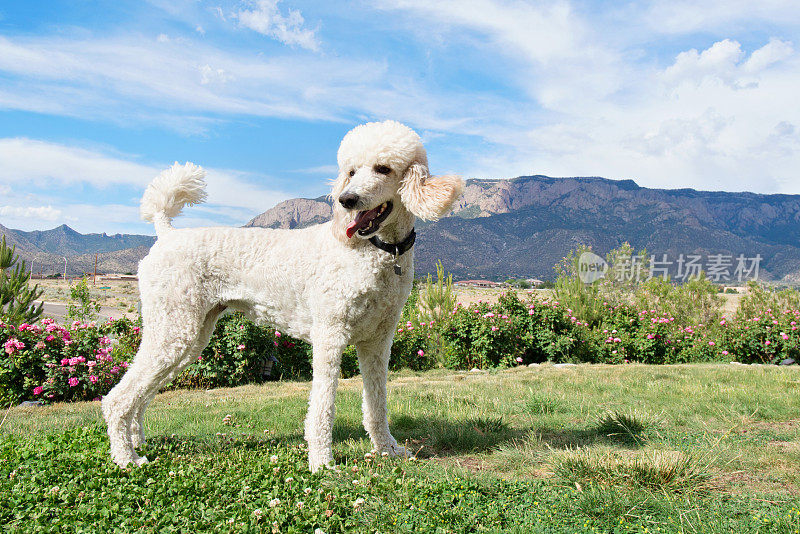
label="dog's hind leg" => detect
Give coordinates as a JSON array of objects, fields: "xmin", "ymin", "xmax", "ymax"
[
  {"xmin": 129, "ymin": 305, "xmax": 226, "ymax": 449},
  {"xmin": 356, "ymin": 335, "xmax": 408, "ymax": 458},
  {"xmin": 305, "ymin": 325, "xmax": 347, "ymax": 472},
  {"xmin": 102, "ymin": 311, "xmax": 205, "ymax": 467}
]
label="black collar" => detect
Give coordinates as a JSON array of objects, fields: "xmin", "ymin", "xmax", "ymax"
[{"xmin": 368, "ymin": 228, "xmax": 416, "ymax": 256}]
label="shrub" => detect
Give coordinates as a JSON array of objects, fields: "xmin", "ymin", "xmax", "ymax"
[
  {"xmin": 736, "ymin": 282, "xmax": 800, "ymax": 321},
  {"xmin": 0, "ymin": 236, "xmax": 43, "ymax": 325},
  {"xmin": 0, "ymin": 317, "xmax": 139, "ymax": 405},
  {"xmin": 170, "ymin": 313, "xmax": 361, "ymax": 389},
  {"xmin": 66, "ymin": 277, "xmax": 101, "ymax": 322},
  {"xmin": 438, "ymin": 300, "xmax": 521, "ymax": 369}
]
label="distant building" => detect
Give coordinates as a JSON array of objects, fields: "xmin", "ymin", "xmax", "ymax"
[
  {"xmin": 526, "ymin": 279, "xmax": 545, "ymax": 287},
  {"xmin": 100, "ymin": 273, "xmax": 139, "ymax": 281},
  {"xmin": 454, "ymin": 280, "xmax": 502, "ymax": 288}
]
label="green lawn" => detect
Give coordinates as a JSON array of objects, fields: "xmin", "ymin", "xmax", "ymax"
[{"xmin": 2, "ymin": 363, "xmax": 799, "ymax": 532}]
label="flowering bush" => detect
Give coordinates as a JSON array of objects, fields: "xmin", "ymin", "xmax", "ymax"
[
  {"xmin": 3, "ymin": 285, "xmax": 799, "ymax": 405},
  {"xmin": 170, "ymin": 313, "xmax": 360, "ymax": 389},
  {"xmin": 0, "ymin": 317, "xmax": 139, "ymax": 405}
]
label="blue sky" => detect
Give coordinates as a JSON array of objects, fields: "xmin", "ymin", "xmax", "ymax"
[{"xmin": 1, "ymin": 0, "xmax": 799, "ymax": 235}]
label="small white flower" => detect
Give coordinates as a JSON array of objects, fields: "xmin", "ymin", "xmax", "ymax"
[
  {"xmin": 304, "ymin": 487, "xmax": 313, "ymax": 495},
  {"xmin": 269, "ymin": 498, "xmax": 280, "ymax": 508},
  {"xmin": 353, "ymin": 497, "xmax": 365, "ymax": 509},
  {"xmin": 381, "ymin": 451, "xmax": 389, "ymax": 457},
  {"xmin": 352, "ymin": 479, "xmax": 360, "ymax": 485},
  {"xmin": 296, "ymin": 501, "xmax": 304, "ymax": 509},
  {"xmin": 168, "ymin": 471, "xmax": 176, "ymax": 476},
  {"xmin": 285, "ymin": 477, "xmax": 294, "ymax": 483},
  {"xmin": 314, "ymin": 529, "xmax": 326, "ymax": 534},
  {"xmin": 252, "ymin": 508, "xmax": 262, "ymax": 517},
  {"xmin": 48, "ymin": 485, "xmax": 60, "ymax": 495},
  {"xmin": 270, "ymin": 454, "xmax": 279, "ymax": 464}
]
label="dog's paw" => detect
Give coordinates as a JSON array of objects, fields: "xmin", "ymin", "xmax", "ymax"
[
  {"xmin": 308, "ymin": 451, "xmax": 335, "ymax": 473},
  {"xmin": 376, "ymin": 443, "xmax": 411, "ymax": 459}
]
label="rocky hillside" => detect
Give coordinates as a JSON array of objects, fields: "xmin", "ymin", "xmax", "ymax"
[
  {"xmin": 244, "ymin": 175, "xmax": 800, "ymax": 283},
  {"xmin": 0, "ymin": 223, "xmax": 154, "ymax": 276},
  {"xmin": 3, "ymin": 175, "xmax": 799, "ymax": 282}
]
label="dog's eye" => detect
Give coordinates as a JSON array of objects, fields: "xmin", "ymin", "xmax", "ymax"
[
  {"xmin": 374, "ymin": 165, "xmax": 391, "ymax": 175},
  {"xmin": 348, "ymin": 169, "xmax": 355, "ymax": 177}
]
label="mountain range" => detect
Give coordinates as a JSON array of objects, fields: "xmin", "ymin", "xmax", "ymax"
[
  {"xmin": 3, "ymin": 175, "xmax": 800, "ymax": 283},
  {"xmin": 0, "ymin": 223, "xmax": 155, "ymax": 276},
  {"xmin": 245, "ymin": 175, "xmax": 800, "ymax": 283}
]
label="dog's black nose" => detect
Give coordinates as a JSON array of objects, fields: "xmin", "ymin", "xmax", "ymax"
[{"xmin": 338, "ymin": 192, "xmax": 360, "ymax": 209}]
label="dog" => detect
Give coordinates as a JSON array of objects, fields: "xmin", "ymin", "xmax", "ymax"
[{"xmin": 101, "ymin": 120, "xmax": 464, "ymax": 471}]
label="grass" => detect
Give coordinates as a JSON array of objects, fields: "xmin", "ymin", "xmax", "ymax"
[{"xmin": 2, "ymin": 363, "xmax": 800, "ymax": 532}]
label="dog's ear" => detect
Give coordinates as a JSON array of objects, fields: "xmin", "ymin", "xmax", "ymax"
[{"xmin": 399, "ymin": 162, "xmax": 465, "ymax": 221}]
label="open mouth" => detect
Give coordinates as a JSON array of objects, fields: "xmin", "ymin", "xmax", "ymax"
[{"xmin": 345, "ymin": 201, "xmax": 393, "ymax": 238}]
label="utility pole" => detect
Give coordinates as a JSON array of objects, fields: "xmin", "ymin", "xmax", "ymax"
[
  {"xmin": 63, "ymin": 256, "xmax": 68, "ymax": 284},
  {"xmin": 93, "ymin": 254, "xmax": 98, "ymax": 285}
]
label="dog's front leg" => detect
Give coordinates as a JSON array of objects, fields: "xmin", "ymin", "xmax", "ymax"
[
  {"xmin": 305, "ymin": 329, "xmax": 346, "ymax": 472},
  {"xmin": 356, "ymin": 336, "xmax": 409, "ymax": 459}
]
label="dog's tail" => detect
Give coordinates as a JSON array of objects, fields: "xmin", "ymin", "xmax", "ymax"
[{"xmin": 140, "ymin": 162, "xmax": 207, "ymax": 236}]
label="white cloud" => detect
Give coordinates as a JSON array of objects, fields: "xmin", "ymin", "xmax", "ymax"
[
  {"xmin": 0, "ymin": 138, "xmax": 292, "ymax": 230},
  {"xmin": 0, "ymin": 205, "xmax": 62, "ymax": 221},
  {"xmin": 663, "ymin": 39, "xmax": 794, "ymax": 88},
  {"xmin": 744, "ymin": 38, "xmax": 794, "ymax": 73},
  {"xmin": 644, "ymin": 0, "xmax": 800, "ymax": 35},
  {"xmin": 0, "ymin": 33, "xmax": 506, "ymax": 137},
  {"xmin": 235, "ymin": 0, "xmax": 319, "ymax": 51},
  {"xmin": 664, "ymin": 39, "xmax": 744, "ymax": 86},
  {"xmin": 0, "ymin": 138, "xmax": 154, "ymax": 187}
]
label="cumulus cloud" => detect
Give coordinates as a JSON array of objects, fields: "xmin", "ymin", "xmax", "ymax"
[
  {"xmin": 235, "ymin": 0, "xmax": 319, "ymax": 51},
  {"xmin": 663, "ymin": 38, "xmax": 794, "ymax": 87},
  {"xmin": 0, "ymin": 205, "xmax": 62, "ymax": 221},
  {"xmin": 0, "ymin": 138, "xmax": 291, "ymax": 229}
]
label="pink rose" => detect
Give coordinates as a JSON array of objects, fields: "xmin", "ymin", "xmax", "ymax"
[
  {"xmin": 89, "ymin": 375, "xmax": 98, "ymax": 384},
  {"xmin": 68, "ymin": 377, "xmax": 79, "ymax": 387},
  {"xmin": 33, "ymin": 386, "xmax": 44, "ymax": 395},
  {"xmin": 417, "ymin": 350, "xmax": 424, "ymax": 357}
]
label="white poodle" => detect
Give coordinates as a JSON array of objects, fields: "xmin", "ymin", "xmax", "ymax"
[{"xmin": 101, "ymin": 120, "xmax": 464, "ymax": 471}]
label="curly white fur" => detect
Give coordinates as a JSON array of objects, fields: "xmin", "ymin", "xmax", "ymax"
[
  {"xmin": 101, "ymin": 121, "xmax": 464, "ymax": 471},
  {"xmin": 140, "ymin": 162, "xmax": 208, "ymax": 236}
]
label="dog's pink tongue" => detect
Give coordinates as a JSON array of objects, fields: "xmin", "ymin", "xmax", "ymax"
[{"xmin": 345, "ymin": 208, "xmax": 378, "ymax": 239}]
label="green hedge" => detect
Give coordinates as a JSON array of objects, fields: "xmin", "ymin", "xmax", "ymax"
[{"xmin": 3, "ymin": 291, "xmax": 799, "ymax": 405}]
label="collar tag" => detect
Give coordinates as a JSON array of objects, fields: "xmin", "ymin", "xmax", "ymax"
[{"xmin": 368, "ymin": 229, "xmax": 416, "ymax": 276}]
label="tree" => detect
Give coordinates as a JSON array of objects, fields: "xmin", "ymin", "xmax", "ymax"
[
  {"xmin": 0, "ymin": 236, "xmax": 44, "ymax": 324},
  {"xmin": 66, "ymin": 277, "xmax": 101, "ymax": 322},
  {"xmin": 419, "ymin": 260, "xmax": 456, "ymax": 324}
]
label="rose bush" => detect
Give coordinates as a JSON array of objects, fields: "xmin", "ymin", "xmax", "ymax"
[
  {"xmin": 3, "ymin": 288, "xmax": 799, "ymax": 405},
  {"xmin": 0, "ymin": 317, "xmax": 139, "ymax": 405}
]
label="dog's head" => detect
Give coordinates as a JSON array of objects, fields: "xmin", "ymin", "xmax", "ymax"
[{"xmin": 331, "ymin": 120, "xmax": 464, "ymax": 242}]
